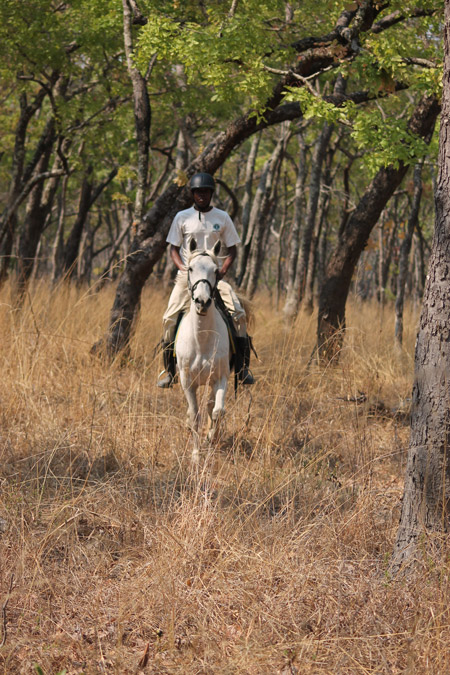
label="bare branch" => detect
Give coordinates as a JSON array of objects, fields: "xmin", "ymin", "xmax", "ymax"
[
  {"xmin": 0, "ymin": 574, "xmax": 15, "ymax": 648},
  {"xmin": 371, "ymin": 7, "xmax": 439, "ymax": 35},
  {"xmin": 402, "ymin": 56, "xmax": 438, "ymax": 69}
]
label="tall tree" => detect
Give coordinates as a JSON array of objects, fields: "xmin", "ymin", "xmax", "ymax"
[
  {"xmin": 316, "ymin": 93, "xmax": 439, "ymax": 361},
  {"xmin": 392, "ymin": 2, "xmax": 450, "ymax": 570}
]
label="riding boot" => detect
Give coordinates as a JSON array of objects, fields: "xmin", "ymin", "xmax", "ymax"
[
  {"xmin": 157, "ymin": 341, "xmax": 176, "ymax": 388},
  {"xmin": 235, "ymin": 336, "xmax": 255, "ymax": 385}
]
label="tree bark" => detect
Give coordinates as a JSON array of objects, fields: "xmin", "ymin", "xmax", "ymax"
[
  {"xmin": 283, "ymin": 130, "xmax": 308, "ymax": 324},
  {"xmin": 395, "ymin": 162, "xmax": 423, "ymax": 345},
  {"xmin": 244, "ymin": 124, "xmax": 290, "ymax": 298},
  {"xmin": 296, "ymin": 123, "xmax": 334, "ymax": 304},
  {"xmin": 0, "ymin": 76, "xmax": 59, "ymax": 282},
  {"xmin": 122, "ymin": 0, "xmax": 151, "ymax": 225},
  {"xmin": 51, "ymin": 174, "xmax": 69, "ymax": 283},
  {"xmin": 304, "ymin": 142, "xmax": 335, "ymax": 313},
  {"xmin": 63, "ymin": 166, "xmax": 118, "ymax": 277},
  {"xmin": 391, "ymin": 3, "xmax": 450, "ymax": 570},
  {"xmin": 316, "ymin": 93, "xmax": 440, "ymax": 362},
  {"xmin": 16, "ymin": 119, "xmax": 57, "ymax": 300},
  {"xmin": 235, "ymin": 132, "xmax": 261, "ymax": 282}
]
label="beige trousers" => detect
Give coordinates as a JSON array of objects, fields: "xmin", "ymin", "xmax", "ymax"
[{"xmin": 162, "ymin": 271, "xmax": 247, "ymax": 342}]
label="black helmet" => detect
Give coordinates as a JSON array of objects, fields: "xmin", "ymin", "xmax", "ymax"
[{"xmin": 189, "ymin": 172, "xmax": 215, "ymax": 192}]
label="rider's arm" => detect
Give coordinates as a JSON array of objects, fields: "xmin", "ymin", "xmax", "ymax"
[
  {"xmin": 170, "ymin": 245, "xmax": 186, "ymax": 272},
  {"xmin": 217, "ymin": 245, "xmax": 237, "ymax": 280}
]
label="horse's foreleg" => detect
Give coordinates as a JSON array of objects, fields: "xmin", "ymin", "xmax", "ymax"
[
  {"xmin": 183, "ymin": 384, "xmax": 201, "ymax": 461},
  {"xmin": 207, "ymin": 376, "xmax": 228, "ymax": 444}
]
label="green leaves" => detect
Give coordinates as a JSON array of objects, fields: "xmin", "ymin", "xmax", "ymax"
[
  {"xmin": 351, "ymin": 108, "xmax": 430, "ymax": 174},
  {"xmin": 135, "ymin": 1, "xmax": 284, "ymax": 110}
]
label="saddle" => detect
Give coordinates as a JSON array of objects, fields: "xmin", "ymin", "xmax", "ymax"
[{"xmin": 170, "ymin": 291, "xmax": 249, "ymax": 394}]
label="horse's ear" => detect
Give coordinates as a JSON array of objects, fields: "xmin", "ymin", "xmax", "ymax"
[
  {"xmin": 189, "ymin": 238, "xmax": 197, "ymax": 253},
  {"xmin": 213, "ymin": 240, "xmax": 221, "ymax": 257}
]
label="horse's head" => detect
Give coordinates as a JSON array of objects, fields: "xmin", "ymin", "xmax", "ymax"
[{"xmin": 187, "ymin": 239, "xmax": 221, "ymax": 315}]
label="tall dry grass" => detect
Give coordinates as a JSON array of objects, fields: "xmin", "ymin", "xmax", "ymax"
[{"xmin": 0, "ymin": 281, "xmax": 449, "ymax": 674}]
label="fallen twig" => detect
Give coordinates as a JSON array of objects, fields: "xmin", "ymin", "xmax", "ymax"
[{"xmin": 0, "ymin": 574, "xmax": 15, "ymax": 648}]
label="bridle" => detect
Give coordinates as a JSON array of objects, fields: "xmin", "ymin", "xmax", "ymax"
[{"xmin": 187, "ymin": 252, "xmax": 218, "ymax": 309}]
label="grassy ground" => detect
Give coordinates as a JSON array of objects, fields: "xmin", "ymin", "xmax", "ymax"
[{"xmin": 0, "ymin": 281, "xmax": 449, "ymax": 674}]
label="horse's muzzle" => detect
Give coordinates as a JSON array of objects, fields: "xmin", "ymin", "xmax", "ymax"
[{"xmin": 195, "ymin": 297, "xmax": 212, "ymax": 314}]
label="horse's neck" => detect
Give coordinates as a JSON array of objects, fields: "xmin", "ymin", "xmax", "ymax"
[{"xmin": 187, "ymin": 302, "xmax": 220, "ymax": 341}]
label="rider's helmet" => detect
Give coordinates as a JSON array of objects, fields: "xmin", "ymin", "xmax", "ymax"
[{"xmin": 189, "ymin": 172, "xmax": 216, "ymax": 192}]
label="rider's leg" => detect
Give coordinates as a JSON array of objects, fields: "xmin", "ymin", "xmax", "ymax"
[
  {"xmin": 217, "ymin": 281, "xmax": 255, "ymax": 385},
  {"xmin": 158, "ymin": 272, "xmax": 189, "ymax": 388}
]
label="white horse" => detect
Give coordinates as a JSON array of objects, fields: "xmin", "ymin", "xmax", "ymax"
[{"xmin": 175, "ymin": 239, "xmax": 230, "ymax": 460}]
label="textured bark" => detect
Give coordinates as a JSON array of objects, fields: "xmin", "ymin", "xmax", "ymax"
[
  {"xmin": 235, "ymin": 132, "xmax": 261, "ymax": 283},
  {"xmin": 63, "ymin": 170, "xmax": 93, "ymax": 275},
  {"xmin": 392, "ymin": 3, "xmax": 450, "ymax": 570},
  {"xmin": 16, "ymin": 119, "xmax": 56, "ymax": 300},
  {"xmin": 304, "ymin": 143, "xmax": 335, "ymax": 313},
  {"xmin": 283, "ymin": 130, "xmax": 307, "ymax": 323},
  {"xmin": 297, "ymin": 123, "xmax": 334, "ymax": 304},
  {"xmin": 63, "ymin": 167, "xmax": 118, "ymax": 277},
  {"xmin": 395, "ymin": 162, "xmax": 423, "ymax": 345},
  {"xmin": 378, "ymin": 210, "xmax": 398, "ymax": 304},
  {"xmin": 51, "ymin": 175, "xmax": 69, "ymax": 283},
  {"xmin": 238, "ymin": 155, "xmax": 271, "ymax": 288},
  {"xmin": 0, "ymin": 77, "xmax": 59, "ymax": 281},
  {"xmin": 122, "ymin": 0, "xmax": 151, "ymax": 224},
  {"xmin": 317, "ymin": 93, "xmax": 440, "ymax": 361},
  {"xmin": 244, "ymin": 124, "xmax": 290, "ymax": 298}
]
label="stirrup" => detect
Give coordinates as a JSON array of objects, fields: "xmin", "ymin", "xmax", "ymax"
[
  {"xmin": 157, "ymin": 370, "xmax": 175, "ymax": 388},
  {"xmin": 239, "ymin": 368, "xmax": 255, "ymax": 385}
]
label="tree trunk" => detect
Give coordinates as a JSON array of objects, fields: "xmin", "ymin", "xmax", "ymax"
[
  {"xmin": 283, "ymin": 129, "xmax": 308, "ymax": 324},
  {"xmin": 296, "ymin": 123, "xmax": 334, "ymax": 304},
  {"xmin": 378, "ymin": 210, "xmax": 398, "ymax": 305},
  {"xmin": 391, "ymin": 3, "xmax": 450, "ymax": 570},
  {"xmin": 63, "ymin": 169, "xmax": 93, "ymax": 276},
  {"xmin": 236, "ymin": 132, "xmax": 261, "ymax": 282},
  {"xmin": 0, "ymin": 77, "xmax": 59, "ymax": 282},
  {"xmin": 244, "ymin": 124, "xmax": 290, "ymax": 298},
  {"xmin": 304, "ymin": 139, "xmax": 336, "ymax": 313},
  {"xmin": 63, "ymin": 166, "xmax": 118, "ymax": 277},
  {"xmin": 413, "ymin": 225, "xmax": 426, "ymax": 304},
  {"xmin": 16, "ymin": 119, "xmax": 57, "ymax": 301},
  {"xmin": 316, "ymin": 93, "xmax": 439, "ymax": 362},
  {"xmin": 395, "ymin": 162, "xmax": 423, "ymax": 345},
  {"xmin": 122, "ymin": 0, "xmax": 151, "ymax": 224},
  {"xmin": 238, "ymin": 157, "xmax": 271, "ymax": 288}
]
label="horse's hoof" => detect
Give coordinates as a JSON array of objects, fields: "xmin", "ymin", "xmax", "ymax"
[{"xmin": 212, "ymin": 408, "xmax": 225, "ymax": 421}]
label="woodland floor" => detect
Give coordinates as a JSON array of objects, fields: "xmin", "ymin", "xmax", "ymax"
[{"xmin": 0, "ymin": 281, "xmax": 449, "ymax": 674}]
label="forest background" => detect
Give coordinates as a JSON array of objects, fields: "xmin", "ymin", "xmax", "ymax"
[{"xmin": 1, "ymin": 1, "xmax": 449, "ymax": 673}]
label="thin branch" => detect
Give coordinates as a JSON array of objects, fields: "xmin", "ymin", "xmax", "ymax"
[
  {"xmin": 227, "ymin": 0, "xmax": 239, "ymax": 20},
  {"xmin": 0, "ymin": 574, "xmax": 15, "ymax": 648},
  {"xmin": 371, "ymin": 7, "xmax": 439, "ymax": 35},
  {"xmin": 402, "ymin": 56, "xmax": 438, "ymax": 69}
]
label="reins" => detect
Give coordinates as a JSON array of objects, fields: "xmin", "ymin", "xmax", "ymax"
[{"xmin": 187, "ymin": 252, "xmax": 218, "ymax": 304}]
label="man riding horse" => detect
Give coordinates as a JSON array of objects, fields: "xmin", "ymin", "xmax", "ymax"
[{"xmin": 157, "ymin": 172, "xmax": 255, "ymax": 388}]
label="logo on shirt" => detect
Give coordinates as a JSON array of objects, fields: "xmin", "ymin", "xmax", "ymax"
[{"xmin": 213, "ymin": 223, "xmax": 221, "ymax": 231}]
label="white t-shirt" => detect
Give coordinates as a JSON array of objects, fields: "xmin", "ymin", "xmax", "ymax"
[{"xmin": 166, "ymin": 206, "xmax": 241, "ymax": 265}]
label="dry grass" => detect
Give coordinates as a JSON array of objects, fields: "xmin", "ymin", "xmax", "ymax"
[{"xmin": 0, "ymin": 281, "xmax": 449, "ymax": 674}]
